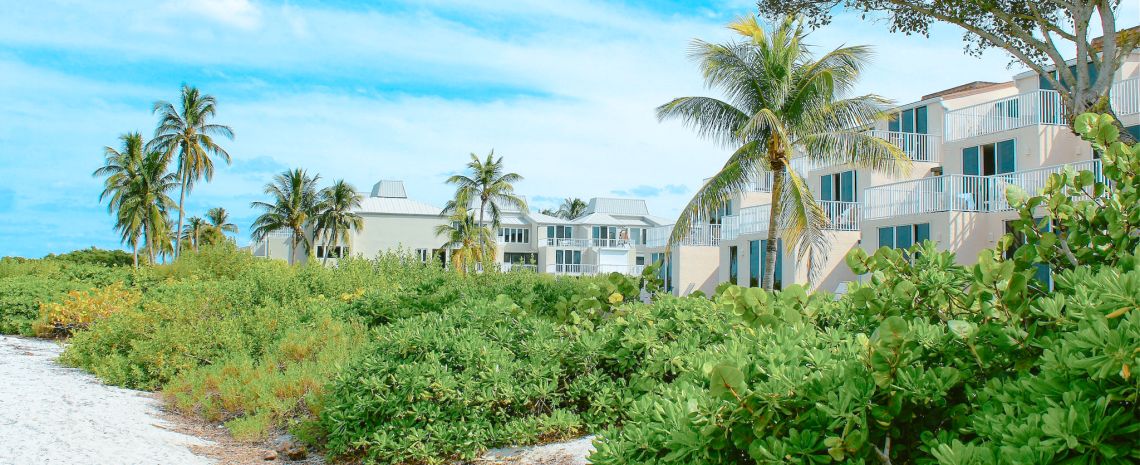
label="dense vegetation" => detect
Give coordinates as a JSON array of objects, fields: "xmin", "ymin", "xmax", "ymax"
[{"xmin": 5, "ymin": 113, "xmax": 1137, "ymax": 462}]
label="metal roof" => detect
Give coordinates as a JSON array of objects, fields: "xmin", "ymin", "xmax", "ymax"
[
  {"xmin": 525, "ymin": 211, "xmax": 568, "ymax": 224},
  {"xmin": 572, "ymin": 212, "xmax": 657, "ymax": 227},
  {"xmin": 355, "ymin": 197, "xmax": 441, "ymax": 216},
  {"xmin": 586, "ymin": 197, "xmax": 649, "ymax": 216},
  {"xmin": 371, "ymin": 180, "xmax": 408, "ymax": 198}
]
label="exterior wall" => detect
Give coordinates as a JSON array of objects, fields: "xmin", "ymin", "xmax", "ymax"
[
  {"xmin": 671, "ymin": 246, "xmax": 720, "ymax": 296},
  {"xmin": 941, "ymin": 125, "xmax": 1094, "ymax": 176},
  {"xmin": 860, "ymin": 209, "xmax": 1018, "ymax": 266},
  {"xmin": 350, "ymin": 214, "xmax": 446, "ymax": 259}
]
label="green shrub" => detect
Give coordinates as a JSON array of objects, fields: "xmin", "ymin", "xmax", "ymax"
[
  {"xmin": 44, "ymin": 247, "xmax": 135, "ymax": 267},
  {"xmin": 0, "ymin": 276, "xmax": 83, "ymax": 335}
]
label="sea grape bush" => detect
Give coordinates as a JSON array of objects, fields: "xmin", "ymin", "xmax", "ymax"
[
  {"xmin": 34, "ymin": 282, "xmax": 140, "ymax": 338},
  {"xmin": 589, "ymin": 113, "xmax": 1140, "ymax": 464}
]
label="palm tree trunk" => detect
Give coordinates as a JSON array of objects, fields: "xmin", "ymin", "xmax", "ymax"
[
  {"xmin": 174, "ymin": 170, "xmax": 187, "ymax": 259},
  {"xmin": 132, "ymin": 240, "xmax": 139, "ymax": 269},
  {"xmin": 289, "ymin": 235, "xmax": 297, "ymax": 265},
  {"xmin": 762, "ymin": 167, "xmax": 784, "ymax": 291}
]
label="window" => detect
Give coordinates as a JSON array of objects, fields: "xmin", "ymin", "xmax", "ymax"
[
  {"xmin": 729, "ymin": 246, "xmax": 738, "ymax": 284},
  {"xmin": 629, "ymin": 227, "xmax": 645, "ymax": 245},
  {"xmin": 1126, "ymin": 125, "xmax": 1140, "ymax": 143},
  {"xmin": 414, "ymin": 248, "xmax": 429, "ymax": 263},
  {"xmin": 554, "ymin": 249, "xmax": 582, "ymax": 272},
  {"xmin": 963, "ymin": 140, "xmax": 1015, "ymax": 176},
  {"xmin": 315, "ymin": 245, "xmax": 348, "ymax": 258},
  {"xmin": 749, "ymin": 240, "xmax": 760, "ymax": 287},
  {"xmin": 888, "ymin": 105, "xmax": 928, "ymax": 134},
  {"xmin": 707, "ymin": 200, "xmax": 732, "ymax": 225},
  {"xmin": 504, "ymin": 252, "xmax": 537, "ymax": 265},
  {"xmin": 878, "ymin": 223, "xmax": 931, "ymax": 249},
  {"xmin": 498, "ymin": 227, "xmax": 529, "ymax": 244},
  {"xmin": 547, "ymin": 225, "xmax": 573, "ymax": 239},
  {"xmin": 636, "ymin": 256, "xmax": 645, "ymax": 266},
  {"xmin": 821, "ymin": 170, "xmax": 857, "ymax": 202}
]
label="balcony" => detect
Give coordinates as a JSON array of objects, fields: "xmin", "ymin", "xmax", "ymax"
[
  {"xmin": 1111, "ymin": 77, "xmax": 1139, "ymax": 116},
  {"xmin": 546, "ymin": 264, "xmax": 646, "ymax": 276},
  {"xmin": 869, "ymin": 130, "xmax": 941, "ymax": 163},
  {"xmin": 540, "ymin": 238, "xmax": 591, "ymax": 247},
  {"xmin": 863, "ymin": 159, "xmax": 1102, "ymax": 220},
  {"xmin": 944, "ymin": 89, "xmax": 1066, "ymax": 141},
  {"xmin": 590, "ymin": 238, "xmax": 633, "ymax": 248},
  {"xmin": 646, "ymin": 223, "xmax": 722, "ymax": 247},
  {"xmin": 721, "ymin": 201, "xmax": 858, "ymax": 239}
]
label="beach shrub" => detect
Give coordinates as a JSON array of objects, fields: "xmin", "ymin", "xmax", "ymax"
[
  {"xmin": 43, "ymin": 247, "xmax": 135, "ymax": 267},
  {"xmin": 0, "ymin": 276, "xmax": 82, "ymax": 335},
  {"xmin": 34, "ymin": 282, "xmax": 139, "ymax": 338}
]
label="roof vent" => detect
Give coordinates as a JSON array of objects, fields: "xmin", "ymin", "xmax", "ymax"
[{"xmin": 371, "ymin": 180, "xmax": 408, "ymax": 198}]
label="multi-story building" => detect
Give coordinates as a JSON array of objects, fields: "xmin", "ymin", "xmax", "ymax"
[
  {"xmin": 692, "ymin": 51, "xmax": 1140, "ymax": 295},
  {"xmin": 251, "ymin": 181, "xmax": 673, "ymax": 278}
]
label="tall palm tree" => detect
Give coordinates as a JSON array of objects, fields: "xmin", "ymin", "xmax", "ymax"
[
  {"xmin": 314, "ymin": 180, "xmax": 364, "ymax": 263},
  {"xmin": 182, "ymin": 216, "xmax": 206, "ymax": 252},
  {"xmin": 114, "ymin": 150, "xmax": 179, "ymax": 265},
  {"xmin": 205, "ymin": 207, "xmax": 239, "ymax": 238},
  {"xmin": 250, "ymin": 168, "xmax": 320, "ymax": 265},
  {"xmin": 434, "ymin": 209, "xmax": 496, "ymax": 274},
  {"xmin": 95, "ymin": 133, "xmax": 146, "ymax": 266},
  {"xmin": 149, "ymin": 84, "xmax": 234, "ymax": 259},
  {"xmin": 443, "ymin": 150, "xmax": 527, "ymax": 253},
  {"xmin": 555, "ymin": 197, "xmax": 588, "ymax": 220},
  {"xmin": 658, "ymin": 16, "xmax": 908, "ymax": 290}
]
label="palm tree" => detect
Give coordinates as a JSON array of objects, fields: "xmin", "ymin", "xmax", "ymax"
[
  {"xmin": 434, "ymin": 209, "xmax": 496, "ymax": 274},
  {"xmin": 205, "ymin": 207, "xmax": 239, "ymax": 238},
  {"xmin": 314, "ymin": 180, "xmax": 364, "ymax": 263},
  {"xmin": 182, "ymin": 216, "xmax": 206, "ymax": 252},
  {"xmin": 658, "ymin": 16, "xmax": 907, "ymax": 290},
  {"xmin": 95, "ymin": 133, "xmax": 146, "ymax": 266},
  {"xmin": 114, "ymin": 150, "xmax": 179, "ymax": 265},
  {"xmin": 250, "ymin": 168, "xmax": 320, "ymax": 265},
  {"xmin": 443, "ymin": 150, "xmax": 527, "ymax": 253},
  {"xmin": 555, "ymin": 197, "xmax": 588, "ymax": 220},
  {"xmin": 149, "ymin": 84, "xmax": 234, "ymax": 259}
]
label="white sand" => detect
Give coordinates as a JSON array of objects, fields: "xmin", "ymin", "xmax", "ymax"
[
  {"xmin": 0, "ymin": 335, "xmax": 214, "ymax": 465},
  {"xmin": 478, "ymin": 436, "xmax": 595, "ymax": 464}
]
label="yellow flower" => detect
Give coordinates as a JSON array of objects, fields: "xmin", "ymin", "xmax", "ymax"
[{"xmin": 607, "ymin": 292, "xmax": 624, "ymax": 305}]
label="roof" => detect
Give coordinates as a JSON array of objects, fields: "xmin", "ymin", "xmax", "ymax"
[
  {"xmin": 921, "ymin": 81, "xmax": 1012, "ymax": 101},
  {"xmin": 572, "ymin": 212, "xmax": 657, "ymax": 227},
  {"xmin": 355, "ymin": 197, "xmax": 441, "ymax": 216},
  {"xmin": 371, "ymin": 180, "xmax": 408, "ymax": 198},
  {"xmin": 526, "ymin": 211, "xmax": 568, "ymax": 224},
  {"xmin": 585, "ymin": 197, "xmax": 649, "ymax": 216},
  {"xmin": 1091, "ymin": 26, "xmax": 1139, "ymax": 51}
]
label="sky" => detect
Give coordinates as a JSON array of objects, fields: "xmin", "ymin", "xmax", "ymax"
[{"xmin": 1, "ymin": 0, "xmax": 1135, "ymax": 257}]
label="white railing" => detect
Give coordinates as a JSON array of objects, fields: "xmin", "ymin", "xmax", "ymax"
[
  {"xmin": 645, "ymin": 224, "xmax": 723, "ymax": 247},
  {"xmin": 590, "ymin": 238, "xmax": 632, "ymax": 248},
  {"xmin": 820, "ymin": 200, "xmax": 860, "ymax": 231},
  {"xmin": 863, "ymin": 160, "xmax": 1103, "ymax": 219},
  {"xmin": 501, "ymin": 263, "xmax": 538, "ymax": 272},
  {"xmin": 540, "ymin": 237, "xmax": 591, "ymax": 247},
  {"xmin": 1111, "ymin": 78, "xmax": 1139, "ymax": 116},
  {"xmin": 747, "ymin": 172, "xmax": 774, "ymax": 193},
  {"xmin": 546, "ymin": 264, "xmax": 646, "ymax": 276},
  {"xmin": 944, "ymin": 89, "xmax": 1067, "ymax": 141},
  {"xmin": 870, "ymin": 130, "xmax": 941, "ymax": 163},
  {"xmin": 721, "ymin": 204, "xmax": 772, "ymax": 240}
]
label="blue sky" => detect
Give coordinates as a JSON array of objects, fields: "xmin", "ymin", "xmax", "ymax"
[{"xmin": 1, "ymin": 0, "xmax": 1135, "ymax": 257}]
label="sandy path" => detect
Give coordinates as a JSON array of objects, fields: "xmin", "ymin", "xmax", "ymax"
[{"xmin": 0, "ymin": 335, "xmax": 214, "ymax": 465}]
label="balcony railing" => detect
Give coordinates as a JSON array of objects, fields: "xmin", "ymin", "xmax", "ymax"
[
  {"xmin": 1111, "ymin": 77, "xmax": 1139, "ymax": 116},
  {"xmin": 721, "ymin": 204, "xmax": 772, "ymax": 240},
  {"xmin": 591, "ymin": 238, "xmax": 632, "ymax": 248},
  {"xmin": 501, "ymin": 263, "xmax": 538, "ymax": 272},
  {"xmin": 863, "ymin": 160, "xmax": 1102, "ymax": 219},
  {"xmin": 820, "ymin": 200, "xmax": 861, "ymax": 231},
  {"xmin": 546, "ymin": 264, "xmax": 646, "ymax": 276},
  {"xmin": 747, "ymin": 172, "xmax": 774, "ymax": 193},
  {"xmin": 645, "ymin": 224, "xmax": 723, "ymax": 247},
  {"xmin": 944, "ymin": 89, "xmax": 1067, "ymax": 141},
  {"xmin": 540, "ymin": 238, "xmax": 591, "ymax": 247},
  {"xmin": 869, "ymin": 130, "xmax": 941, "ymax": 163}
]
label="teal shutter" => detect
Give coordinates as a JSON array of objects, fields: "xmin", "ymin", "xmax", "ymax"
[
  {"xmin": 547, "ymin": 226, "xmax": 554, "ymax": 238},
  {"xmin": 749, "ymin": 240, "xmax": 760, "ymax": 287},
  {"xmin": 914, "ymin": 223, "xmax": 930, "ymax": 244},
  {"xmin": 915, "ymin": 106, "xmax": 928, "ymax": 134},
  {"xmin": 840, "ymin": 170, "xmax": 855, "ymax": 202},
  {"xmin": 996, "ymin": 140, "xmax": 1016, "ymax": 174},
  {"xmin": 901, "ymin": 109, "xmax": 914, "ymax": 133},
  {"xmin": 963, "ymin": 146, "xmax": 980, "ymax": 176},
  {"xmin": 820, "ymin": 175, "xmax": 833, "ymax": 201},
  {"xmin": 729, "ymin": 246, "xmax": 738, "ymax": 284},
  {"xmin": 1126, "ymin": 125, "xmax": 1140, "ymax": 141},
  {"xmin": 1038, "ymin": 73, "xmax": 1054, "ymax": 90},
  {"xmin": 888, "ymin": 113, "xmax": 900, "ymax": 132},
  {"xmin": 592, "ymin": 226, "xmax": 600, "ymax": 238},
  {"xmin": 878, "ymin": 227, "xmax": 895, "ymax": 249},
  {"xmin": 895, "ymin": 225, "xmax": 913, "ymax": 249}
]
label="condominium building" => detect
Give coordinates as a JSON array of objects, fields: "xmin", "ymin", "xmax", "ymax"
[
  {"xmin": 251, "ymin": 181, "xmax": 675, "ymax": 279},
  {"xmin": 671, "ymin": 51, "xmax": 1140, "ymax": 295}
]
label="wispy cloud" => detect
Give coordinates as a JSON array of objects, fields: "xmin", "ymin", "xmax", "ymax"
[{"xmin": 612, "ymin": 184, "xmax": 688, "ymax": 198}]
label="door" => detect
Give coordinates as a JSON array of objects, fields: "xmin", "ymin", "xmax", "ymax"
[{"xmin": 598, "ymin": 250, "xmax": 627, "ymax": 274}]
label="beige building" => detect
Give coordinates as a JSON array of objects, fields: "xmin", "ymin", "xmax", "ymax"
[{"xmin": 696, "ymin": 52, "xmax": 1140, "ymax": 295}]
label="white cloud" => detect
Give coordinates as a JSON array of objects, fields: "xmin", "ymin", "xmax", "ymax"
[{"xmin": 162, "ymin": 0, "xmax": 264, "ymax": 30}]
